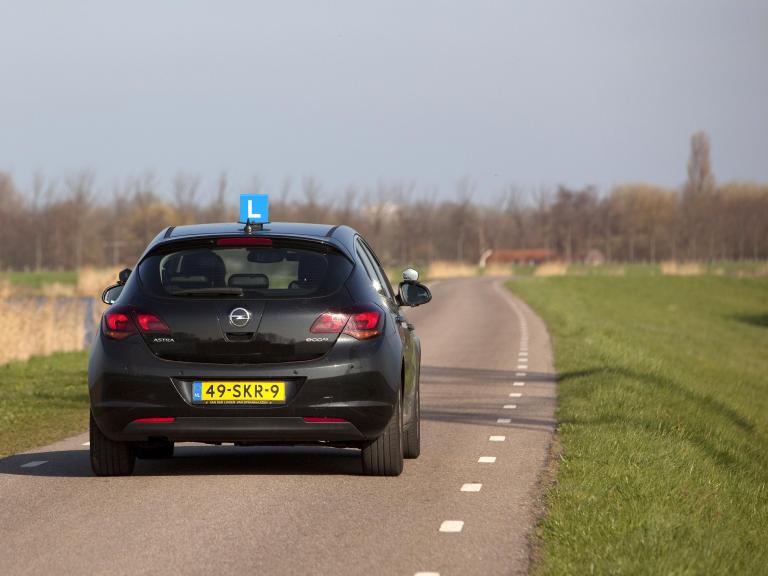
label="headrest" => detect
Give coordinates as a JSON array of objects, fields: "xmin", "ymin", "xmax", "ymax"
[{"xmin": 179, "ymin": 250, "xmax": 226, "ymax": 285}]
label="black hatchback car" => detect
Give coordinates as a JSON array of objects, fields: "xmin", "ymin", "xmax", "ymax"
[{"xmin": 89, "ymin": 222, "xmax": 431, "ymax": 477}]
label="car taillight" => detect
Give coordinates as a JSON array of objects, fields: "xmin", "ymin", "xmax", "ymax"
[
  {"xmin": 310, "ymin": 308, "xmax": 383, "ymax": 340},
  {"xmin": 103, "ymin": 308, "xmax": 171, "ymax": 339},
  {"xmin": 343, "ymin": 310, "xmax": 381, "ymax": 339},
  {"xmin": 310, "ymin": 312, "xmax": 350, "ymax": 334},
  {"xmin": 135, "ymin": 312, "xmax": 171, "ymax": 333},
  {"xmin": 217, "ymin": 237, "xmax": 273, "ymax": 246},
  {"xmin": 103, "ymin": 310, "xmax": 137, "ymax": 340}
]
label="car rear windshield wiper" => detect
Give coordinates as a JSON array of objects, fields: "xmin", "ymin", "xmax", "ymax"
[{"xmin": 169, "ymin": 287, "xmax": 244, "ymax": 297}]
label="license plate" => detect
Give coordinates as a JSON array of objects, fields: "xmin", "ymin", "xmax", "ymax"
[{"xmin": 192, "ymin": 381, "xmax": 286, "ymax": 404}]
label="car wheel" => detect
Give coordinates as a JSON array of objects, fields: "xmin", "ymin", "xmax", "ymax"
[
  {"xmin": 361, "ymin": 389, "xmax": 404, "ymax": 476},
  {"xmin": 403, "ymin": 383, "xmax": 420, "ymax": 459},
  {"xmin": 136, "ymin": 441, "xmax": 174, "ymax": 460},
  {"xmin": 90, "ymin": 412, "xmax": 135, "ymax": 476}
]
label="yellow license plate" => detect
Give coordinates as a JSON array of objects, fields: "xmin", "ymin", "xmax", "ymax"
[{"xmin": 192, "ymin": 381, "xmax": 286, "ymax": 404}]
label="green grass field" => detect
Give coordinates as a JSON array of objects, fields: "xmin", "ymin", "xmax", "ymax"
[
  {"xmin": 0, "ymin": 270, "xmax": 78, "ymax": 288},
  {"xmin": 0, "ymin": 351, "xmax": 89, "ymax": 457},
  {"xmin": 509, "ymin": 276, "xmax": 768, "ymax": 575}
]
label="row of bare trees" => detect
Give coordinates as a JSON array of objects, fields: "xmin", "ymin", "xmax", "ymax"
[{"xmin": 1, "ymin": 133, "xmax": 767, "ymax": 269}]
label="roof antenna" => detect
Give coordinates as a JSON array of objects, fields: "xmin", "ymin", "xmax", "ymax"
[{"xmin": 243, "ymin": 219, "xmax": 263, "ymax": 234}]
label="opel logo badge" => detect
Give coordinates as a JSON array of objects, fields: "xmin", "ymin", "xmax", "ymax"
[{"xmin": 229, "ymin": 307, "xmax": 251, "ymax": 327}]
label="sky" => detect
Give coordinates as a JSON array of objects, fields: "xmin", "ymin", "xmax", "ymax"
[{"xmin": 1, "ymin": 0, "xmax": 766, "ymax": 201}]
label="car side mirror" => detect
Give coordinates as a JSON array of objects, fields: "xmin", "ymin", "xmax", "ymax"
[
  {"xmin": 118, "ymin": 268, "xmax": 132, "ymax": 285},
  {"xmin": 102, "ymin": 283, "xmax": 124, "ymax": 305},
  {"xmin": 398, "ymin": 281, "xmax": 432, "ymax": 307}
]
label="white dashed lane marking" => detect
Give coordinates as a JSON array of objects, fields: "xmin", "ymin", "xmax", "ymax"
[
  {"xmin": 415, "ymin": 286, "xmax": 527, "ymax": 572},
  {"xmin": 439, "ymin": 521, "xmax": 464, "ymax": 533},
  {"xmin": 82, "ymin": 442, "xmax": 90, "ymax": 446},
  {"xmin": 20, "ymin": 460, "xmax": 47, "ymax": 468}
]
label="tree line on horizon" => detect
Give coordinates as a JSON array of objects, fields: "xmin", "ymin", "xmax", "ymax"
[{"xmin": 1, "ymin": 132, "xmax": 766, "ymax": 270}]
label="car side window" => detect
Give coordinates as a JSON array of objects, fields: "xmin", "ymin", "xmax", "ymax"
[
  {"xmin": 357, "ymin": 239, "xmax": 396, "ymax": 303},
  {"xmin": 356, "ymin": 243, "xmax": 382, "ymax": 292}
]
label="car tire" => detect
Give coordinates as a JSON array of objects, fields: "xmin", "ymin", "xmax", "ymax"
[
  {"xmin": 136, "ymin": 441, "xmax": 174, "ymax": 460},
  {"xmin": 403, "ymin": 383, "xmax": 420, "ymax": 459},
  {"xmin": 361, "ymin": 389, "xmax": 404, "ymax": 476},
  {"xmin": 90, "ymin": 413, "xmax": 135, "ymax": 476}
]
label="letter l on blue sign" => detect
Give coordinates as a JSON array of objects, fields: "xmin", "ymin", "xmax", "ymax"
[{"xmin": 239, "ymin": 194, "xmax": 269, "ymax": 223}]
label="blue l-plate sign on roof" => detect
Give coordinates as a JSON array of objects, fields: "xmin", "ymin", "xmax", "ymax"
[{"xmin": 239, "ymin": 194, "xmax": 269, "ymax": 223}]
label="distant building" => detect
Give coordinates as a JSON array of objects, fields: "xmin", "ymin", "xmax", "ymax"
[{"xmin": 486, "ymin": 249, "xmax": 558, "ymax": 265}]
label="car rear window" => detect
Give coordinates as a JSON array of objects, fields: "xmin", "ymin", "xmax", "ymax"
[{"xmin": 138, "ymin": 240, "xmax": 353, "ymax": 299}]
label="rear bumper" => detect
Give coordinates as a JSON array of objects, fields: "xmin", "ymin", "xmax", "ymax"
[
  {"xmin": 123, "ymin": 417, "xmax": 366, "ymax": 443},
  {"xmin": 89, "ymin": 332, "xmax": 401, "ymax": 444}
]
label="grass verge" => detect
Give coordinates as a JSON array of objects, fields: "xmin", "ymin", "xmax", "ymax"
[
  {"xmin": 509, "ymin": 276, "xmax": 768, "ymax": 575},
  {"xmin": 0, "ymin": 351, "xmax": 89, "ymax": 457},
  {"xmin": 0, "ymin": 270, "xmax": 78, "ymax": 289}
]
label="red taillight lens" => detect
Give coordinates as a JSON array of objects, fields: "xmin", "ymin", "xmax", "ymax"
[
  {"xmin": 217, "ymin": 237, "xmax": 273, "ymax": 246},
  {"xmin": 135, "ymin": 313, "xmax": 171, "ymax": 333},
  {"xmin": 310, "ymin": 312, "xmax": 350, "ymax": 333},
  {"xmin": 303, "ymin": 417, "xmax": 348, "ymax": 423},
  {"xmin": 103, "ymin": 308, "xmax": 170, "ymax": 339},
  {"xmin": 309, "ymin": 308, "xmax": 383, "ymax": 340},
  {"xmin": 344, "ymin": 311, "xmax": 382, "ymax": 340},
  {"xmin": 132, "ymin": 417, "xmax": 176, "ymax": 424},
  {"xmin": 103, "ymin": 310, "xmax": 137, "ymax": 339}
]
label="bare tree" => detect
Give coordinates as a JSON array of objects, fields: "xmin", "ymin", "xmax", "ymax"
[
  {"xmin": 682, "ymin": 131, "xmax": 717, "ymax": 259},
  {"xmin": 172, "ymin": 173, "xmax": 200, "ymax": 224},
  {"xmin": 1, "ymin": 143, "xmax": 767, "ymax": 273}
]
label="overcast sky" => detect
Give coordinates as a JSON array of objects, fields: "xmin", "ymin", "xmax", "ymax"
[{"xmin": 1, "ymin": 0, "xmax": 766, "ymax": 200}]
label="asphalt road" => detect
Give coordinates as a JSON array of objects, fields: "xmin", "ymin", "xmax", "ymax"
[{"xmin": 0, "ymin": 277, "xmax": 556, "ymax": 576}]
